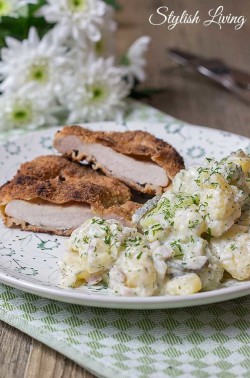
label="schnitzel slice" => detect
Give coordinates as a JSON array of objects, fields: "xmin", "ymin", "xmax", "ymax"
[
  {"xmin": 54, "ymin": 126, "xmax": 185, "ymax": 195},
  {"xmin": 0, "ymin": 155, "xmax": 138, "ymax": 236}
]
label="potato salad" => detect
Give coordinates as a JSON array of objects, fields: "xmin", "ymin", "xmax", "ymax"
[
  {"xmin": 59, "ymin": 217, "xmax": 157, "ymax": 296},
  {"xmin": 59, "ymin": 150, "xmax": 250, "ymax": 296}
]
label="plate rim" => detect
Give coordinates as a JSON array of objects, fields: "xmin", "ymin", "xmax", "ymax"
[
  {"xmin": 1, "ymin": 121, "xmax": 250, "ymax": 144},
  {"xmin": 0, "ymin": 121, "xmax": 250, "ymax": 309},
  {"xmin": 1, "ymin": 269, "xmax": 250, "ymax": 309}
]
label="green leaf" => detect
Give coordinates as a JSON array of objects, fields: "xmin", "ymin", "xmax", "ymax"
[
  {"xmin": 28, "ymin": 0, "xmax": 47, "ymax": 16},
  {"xmin": 0, "ymin": 17, "xmax": 28, "ymax": 47},
  {"xmin": 120, "ymin": 55, "xmax": 130, "ymax": 66},
  {"xmin": 0, "ymin": 16, "xmax": 53, "ymax": 48},
  {"xmin": 103, "ymin": 0, "xmax": 121, "ymax": 11},
  {"xmin": 0, "ymin": 9, "xmax": 55, "ymax": 48}
]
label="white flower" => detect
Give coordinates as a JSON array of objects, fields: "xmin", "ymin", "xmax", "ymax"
[
  {"xmin": 0, "ymin": 28, "xmax": 68, "ymax": 101},
  {"xmin": 37, "ymin": 0, "xmax": 115, "ymax": 47},
  {"xmin": 0, "ymin": 0, "xmax": 38, "ymax": 18},
  {"xmin": 0, "ymin": 93, "xmax": 58, "ymax": 132},
  {"xmin": 59, "ymin": 57, "xmax": 131, "ymax": 122},
  {"xmin": 121, "ymin": 36, "xmax": 151, "ymax": 83}
]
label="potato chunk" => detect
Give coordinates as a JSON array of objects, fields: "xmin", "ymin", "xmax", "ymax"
[
  {"xmin": 165, "ymin": 273, "xmax": 202, "ymax": 295},
  {"xmin": 210, "ymin": 225, "xmax": 250, "ymax": 280}
]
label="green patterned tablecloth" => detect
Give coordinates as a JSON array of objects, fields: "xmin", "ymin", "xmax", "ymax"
[{"xmin": 0, "ymin": 102, "xmax": 250, "ymax": 378}]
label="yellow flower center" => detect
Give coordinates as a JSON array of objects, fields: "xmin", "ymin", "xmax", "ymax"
[
  {"xmin": 67, "ymin": 0, "xmax": 86, "ymax": 12},
  {"xmin": 88, "ymin": 85, "xmax": 107, "ymax": 103},
  {"xmin": 9, "ymin": 102, "xmax": 33, "ymax": 127},
  {"xmin": 28, "ymin": 60, "xmax": 50, "ymax": 84},
  {"xmin": 0, "ymin": 0, "xmax": 12, "ymax": 17},
  {"xmin": 92, "ymin": 87, "xmax": 103, "ymax": 100}
]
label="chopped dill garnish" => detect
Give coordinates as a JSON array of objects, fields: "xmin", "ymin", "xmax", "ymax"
[
  {"xmin": 188, "ymin": 219, "xmax": 200, "ymax": 229},
  {"xmin": 91, "ymin": 218, "xmax": 105, "ymax": 225},
  {"xmin": 137, "ymin": 251, "xmax": 143, "ymax": 260}
]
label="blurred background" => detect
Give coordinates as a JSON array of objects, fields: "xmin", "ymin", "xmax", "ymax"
[{"xmin": 116, "ymin": 0, "xmax": 250, "ymax": 136}]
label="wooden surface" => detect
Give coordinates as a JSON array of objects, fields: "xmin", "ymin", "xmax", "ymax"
[
  {"xmin": 117, "ymin": 0, "xmax": 250, "ymax": 138},
  {"xmin": 1, "ymin": 1, "xmax": 250, "ymax": 378}
]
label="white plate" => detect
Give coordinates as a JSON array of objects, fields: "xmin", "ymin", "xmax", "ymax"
[{"xmin": 0, "ymin": 122, "xmax": 250, "ymax": 309}]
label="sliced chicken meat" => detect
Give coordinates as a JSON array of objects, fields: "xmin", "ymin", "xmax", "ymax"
[
  {"xmin": 56, "ymin": 137, "xmax": 168, "ymax": 190},
  {"xmin": 54, "ymin": 126, "xmax": 185, "ymax": 195},
  {"xmin": 3, "ymin": 200, "xmax": 140, "ymax": 236},
  {"xmin": 5, "ymin": 200, "xmax": 93, "ymax": 231},
  {"xmin": 4, "ymin": 200, "xmax": 140, "ymax": 235},
  {"xmin": 0, "ymin": 155, "xmax": 139, "ymax": 236}
]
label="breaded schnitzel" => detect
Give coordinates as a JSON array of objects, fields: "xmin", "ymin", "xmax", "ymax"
[
  {"xmin": 0, "ymin": 155, "xmax": 139, "ymax": 235},
  {"xmin": 54, "ymin": 126, "xmax": 185, "ymax": 195}
]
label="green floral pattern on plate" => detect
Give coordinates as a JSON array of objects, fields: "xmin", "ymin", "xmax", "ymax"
[
  {"xmin": 0, "ymin": 103, "xmax": 250, "ymax": 377},
  {"xmin": 0, "ymin": 117, "xmax": 249, "ymax": 292}
]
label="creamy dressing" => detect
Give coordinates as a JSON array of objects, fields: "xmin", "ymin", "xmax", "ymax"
[{"xmin": 59, "ymin": 150, "xmax": 250, "ymax": 296}]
